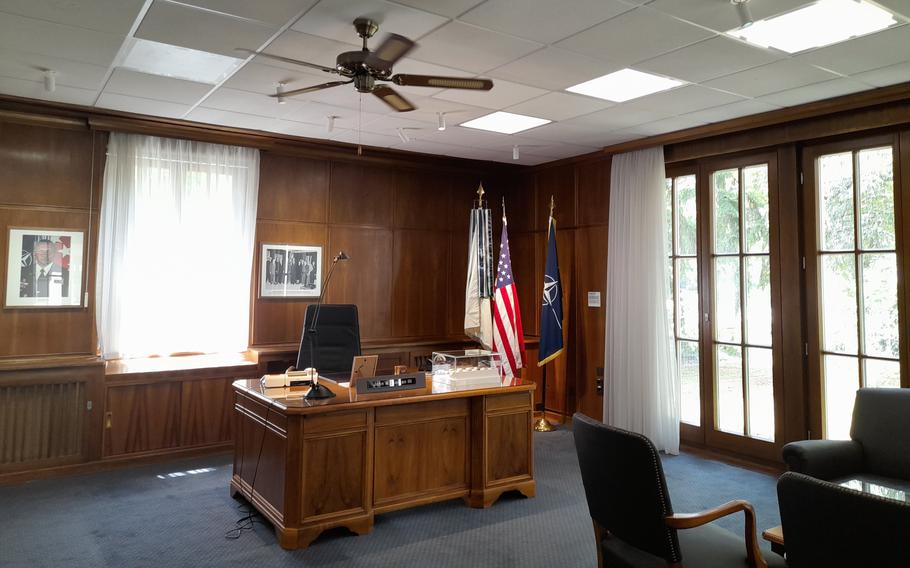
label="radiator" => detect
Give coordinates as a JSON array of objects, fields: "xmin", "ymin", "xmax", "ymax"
[{"xmin": 0, "ymin": 381, "xmax": 86, "ymax": 466}]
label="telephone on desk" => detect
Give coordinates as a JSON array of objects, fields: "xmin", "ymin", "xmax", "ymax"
[{"xmin": 261, "ymin": 368, "xmax": 318, "ymax": 389}]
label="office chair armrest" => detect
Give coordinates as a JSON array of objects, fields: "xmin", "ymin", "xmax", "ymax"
[{"xmin": 665, "ymin": 500, "xmax": 767, "ymax": 568}]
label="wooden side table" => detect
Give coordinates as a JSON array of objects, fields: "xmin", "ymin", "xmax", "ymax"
[{"xmin": 762, "ymin": 525, "xmax": 785, "ymax": 557}]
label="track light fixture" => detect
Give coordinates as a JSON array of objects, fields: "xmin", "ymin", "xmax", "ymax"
[
  {"xmin": 437, "ymin": 112, "xmax": 446, "ymax": 131},
  {"xmin": 276, "ymin": 82, "xmax": 287, "ymax": 104},
  {"xmin": 512, "ymin": 145, "xmax": 519, "ymax": 160},
  {"xmin": 731, "ymin": 0, "xmax": 753, "ymax": 28},
  {"xmin": 44, "ymin": 70, "xmax": 56, "ymax": 93},
  {"xmin": 397, "ymin": 127, "xmax": 410, "ymax": 143},
  {"xmin": 326, "ymin": 115, "xmax": 337, "ymax": 133}
]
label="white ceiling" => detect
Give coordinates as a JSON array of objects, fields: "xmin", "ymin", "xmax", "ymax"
[{"xmin": 1, "ymin": 0, "xmax": 909, "ymax": 165}]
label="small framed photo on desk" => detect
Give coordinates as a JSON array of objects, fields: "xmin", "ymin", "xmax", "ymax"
[{"xmin": 259, "ymin": 243, "xmax": 322, "ymax": 298}]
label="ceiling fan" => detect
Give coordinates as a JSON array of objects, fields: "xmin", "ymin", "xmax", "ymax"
[{"xmin": 238, "ymin": 18, "xmax": 494, "ymax": 112}]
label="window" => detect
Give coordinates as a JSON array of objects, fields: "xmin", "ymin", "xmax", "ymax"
[
  {"xmin": 805, "ymin": 140, "xmax": 900, "ymax": 439},
  {"xmin": 665, "ymin": 173, "xmax": 701, "ymax": 426},
  {"xmin": 96, "ymin": 133, "xmax": 260, "ymax": 359}
]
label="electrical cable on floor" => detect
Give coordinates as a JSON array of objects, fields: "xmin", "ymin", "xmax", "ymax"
[{"xmin": 225, "ymin": 400, "xmax": 273, "ymax": 540}]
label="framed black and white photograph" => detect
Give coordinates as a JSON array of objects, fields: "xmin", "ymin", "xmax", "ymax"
[
  {"xmin": 260, "ymin": 244, "xmax": 321, "ymax": 298},
  {"xmin": 5, "ymin": 228, "xmax": 85, "ymax": 308}
]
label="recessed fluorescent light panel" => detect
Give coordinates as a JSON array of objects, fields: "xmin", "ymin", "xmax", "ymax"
[
  {"xmin": 121, "ymin": 38, "xmax": 243, "ymax": 84},
  {"xmin": 566, "ymin": 68, "xmax": 684, "ymax": 102},
  {"xmin": 727, "ymin": 0, "xmax": 898, "ymax": 54},
  {"xmin": 459, "ymin": 111, "xmax": 550, "ymax": 134}
]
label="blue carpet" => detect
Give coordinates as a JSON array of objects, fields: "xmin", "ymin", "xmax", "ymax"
[{"xmin": 0, "ymin": 430, "xmax": 780, "ymax": 568}]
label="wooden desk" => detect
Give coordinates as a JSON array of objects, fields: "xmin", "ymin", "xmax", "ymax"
[{"xmin": 231, "ymin": 376, "xmax": 536, "ymax": 549}]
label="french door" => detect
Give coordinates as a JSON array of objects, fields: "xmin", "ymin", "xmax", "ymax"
[
  {"xmin": 802, "ymin": 135, "xmax": 906, "ymax": 440},
  {"xmin": 667, "ymin": 152, "xmax": 784, "ymax": 460}
]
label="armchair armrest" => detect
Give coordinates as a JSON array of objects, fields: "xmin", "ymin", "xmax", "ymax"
[
  {"xmin": 666, "ymin": 500, "xmax": 767, "ymax": 568},
  {"xmin": 782, "ymin": 439, "xmax": 863, "ymax": 479}
]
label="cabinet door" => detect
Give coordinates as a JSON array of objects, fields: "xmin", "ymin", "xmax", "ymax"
[
  {"xmin": 104, "ymin": 383, "xmax": 181, "ymax": 456},
  {"xmin": 181, "ymin": 378, "xmax": 233, "ymax": 447}
]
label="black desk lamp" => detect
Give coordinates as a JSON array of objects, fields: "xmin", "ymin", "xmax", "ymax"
[{"xmin": 304, "ymin": 250, "xmax": 350, "ymax": 399}]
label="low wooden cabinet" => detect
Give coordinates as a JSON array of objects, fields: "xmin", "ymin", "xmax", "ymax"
[{"xmin": 231, "ymin": 377, "xmax": 536, "ymax": 549}]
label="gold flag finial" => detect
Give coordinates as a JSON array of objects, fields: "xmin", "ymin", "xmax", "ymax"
[
  {"xmin": 549, "ymin": 195, "xmax": 555, "ymax": 218},
  {"xmin": 502, "ymin": 196, "xmax": 507, "ymax": 223},
  {"xmin": 477, "ymin": 182, "xmax": 485, "ymax": 201}
]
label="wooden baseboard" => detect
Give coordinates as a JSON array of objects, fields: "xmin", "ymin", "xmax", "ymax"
[
  {"xmin": 680, "ymin": 442, "xmax": 785, "ymax": 476},
  {"xmin": 0, "ymin": 443, "xmax": 233, "ymax": 486}
]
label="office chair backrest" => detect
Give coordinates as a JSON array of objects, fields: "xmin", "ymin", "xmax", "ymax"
[
  {"xmin": 778, "ymin": 471, "xmax": 910, "ymax": 567},
  {"xmin": 296, "ymin": 304, "xmax": 362, "ymax": 374},
  {"xmin": 572, "ymin": 413, "xmax": 681, "ymax": 563},
  {"xmin": 850, "ymin": 388, "xmax": 910, "ymax": 478}
]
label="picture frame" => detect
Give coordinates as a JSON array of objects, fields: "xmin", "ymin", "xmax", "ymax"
[
  {"xmin": 5, "ymin": 228, "xmax": 85, "ymax": 308},
  {"xmin": 260, "ymin": 244, "xmax": 322, "ymax": 298}
]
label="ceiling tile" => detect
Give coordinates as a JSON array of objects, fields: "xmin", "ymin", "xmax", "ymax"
[
  {"xmin": 796, "ymin": 24, "xmax": 910, "ymax": 76},
  {"xmin": 177, "ymin": 0, "xmax": 318, "ymax": 26},
  {"xmin": 96, "ymin": 92, "xmax": 193, "ymax": 118},
  {"xmin": 756, "ymin": 78, "xmax": 873, "ymax": 107},
  {"xmin": 619, "ymin": 85, "xmax": 746, "ymax": 116},
  {"xmin": 269, "ymin": 118, "xmax": 334, "ymax": 138},
  {"xmin": 646, "ymin": 0, "xmax": 810, "ymax": 35},
  {"xmin": 0, "ymin": 0, "xmax": 145, "ymax": 34},
  {"xmin": 873, "ymin": 0, "xmax": 910, "ymax": 20},
  {"xmin": 222, "ymin": 60, "xmax": 327, "ymax": 95},
  {"xmin": 202, "ymin": 86, "xmax": 305, "ymax": 118},
  {"xmin": 635, "ymin": 36, "xmax": 783, "ymax": 83},
  {"xmin": 555, "ymin": 6, "xmax": 714, "ymax": 67},
  {"xmin": 681, "ymin": 99, "xmax": 783, "ymax": 124},
  {"xmin": 851, "ymin": 61, "xmax": 910, "ymax": 87},
  {"xmin": 330, "ymin": 128, "xmax": 401, "ymax": 148},
  {"xmin": 0, "ymin": 13, "xmax": 124, "ymax": 67},
  {"xmin": 0, "ymin": 75, "xmax": 97, "ymax": 106},
  {"xmin": 517, "ymin": 121, "xmax": 624, "ymax": 146},
  {"xmin": 265, "ymin": 30, "xmax": 361, "ymax": 69},
  {"xmin": 387, "ymin": 58, "xmax": 474, "ymax": 97},
  {"xmin": 460, "ymin": 0, "xmax": 632, "ymax": 44},
  {"xmin": 562, "ymin": 104, "xmax": 672, "ymax": 131},
  {"xmin": 410, "ymin": 21, "xmax": 542, "ymax": 74},
  {"xmin": 389, "ymin": 136, "xmax": 475, "ymax": 158},
  {"xmin": 391, "ymin": 0, "xmax": 484, "ymax": 18},
  {"xmin": 291, "ymin": 0, "xmax": 447, "ymax": 44},
  {"xmin": 617, "ymin": 115, "xmax": 707, "ymax": 137},
  {"xmin": 432, "ymin": 77, "xmax": 547, "ymax": 109},
  {"xmin": 104, "ymin": 69, "xmax": 212, "ymax": 105},
  {"xmin": 280, "ymin": 100, "xmax": 385, "ymax": 129},
  {"xmin": 305, "ymin": 84, "xmax": 400, "ymax": 114},
  {"xmin": 505, "ymin": 91, "xmax": 613, "ymax": 121},
  {"xmin": 361, "ymin": 113, "xmax": 429, "ymax": 135},
  {"xmin": 186, "ymin": 107, "xmax": 279, "ymax": 130},
  {"xmin": 0, "ymin": 49, "xmax": 109, "ymax": 90},
  {"xmin": 390, "ymin": 95, "xmax": 490, "ymax": 125},
  {"xmin": 487, "ymin": 47, "xmax": 621, "ymax": 92},
  {"xmin": 703, "ymin": 59, "xmax": 840, "ymax": 98},
  {"xmin": 135, "ymin": 0, "xmax": 278, "ymax": 58}
]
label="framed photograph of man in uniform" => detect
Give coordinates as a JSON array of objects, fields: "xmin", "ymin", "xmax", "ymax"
[
  {"xmin": 260, "ymin": 244, "xmax": 321, "ymax": 298},
  {"xmin": 5, "ymin": 228, "xmax": 85, "ymax": 308}
]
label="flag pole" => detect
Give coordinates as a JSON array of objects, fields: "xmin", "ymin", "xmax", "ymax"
[{"xmin": 534, "ymin": 194, "xmax": 557, "ymax": 432}]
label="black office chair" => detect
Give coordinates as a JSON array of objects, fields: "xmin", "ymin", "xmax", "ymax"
[
  {"xmin": 296, "ymin": 304, "xmax": 361, "ymax": 380},
  {"xmin": 777, "ymin": 471, "xmax": 910, "ymax": 567},
  {"xmin": 572, "ymin": 413, "xmax": 783, "ymax": 568}
]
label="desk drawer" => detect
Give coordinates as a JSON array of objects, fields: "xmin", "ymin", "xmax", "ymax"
[
  {"xmin": 375, "ymin": 399, "xmax": 468, "ymax": 426},
  {"xmin": 304, "ymin": 411, "xmax": 367, "ymax": 437},
  {"xmin": 485, "ymin": 392, "xmax": 530, "ymax": 413}
]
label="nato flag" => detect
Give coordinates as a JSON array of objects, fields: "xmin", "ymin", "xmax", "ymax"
[{"xmin": 538, "ymin": 216, "xmax": 564, "ymax": 366}]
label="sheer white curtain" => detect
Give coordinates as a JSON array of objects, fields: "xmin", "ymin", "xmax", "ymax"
[
  {"xmin": 96, "ymin": 133, "xmax": 259, "ymax": 359},
  {"xmin": 604, "ymin": 146, "xmax": 680, "ymax": 454}
]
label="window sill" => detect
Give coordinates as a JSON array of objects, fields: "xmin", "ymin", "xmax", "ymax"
[{"xmin": 104, "ymin": 351, "xmax": 258, "ymax": 379}]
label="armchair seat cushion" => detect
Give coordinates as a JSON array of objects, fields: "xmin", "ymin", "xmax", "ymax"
[
  {"xmin": 602, "ymin": 524, "xmax": 787, "ymax": 568},
  {"xmin": 831, "ymin": 473, "xmax": 910, "ymax": 498}
]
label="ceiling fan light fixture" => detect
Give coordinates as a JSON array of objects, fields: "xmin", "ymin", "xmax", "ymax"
[
  {"xmin": 397, "ymin": 127, "xmax": 410, "ymax": 143},
  {"xmin": 437, "ymin": 112, "xmax": 446, "ymax": 131}
]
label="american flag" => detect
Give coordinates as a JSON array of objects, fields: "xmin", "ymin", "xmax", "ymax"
[{"xmin": 493, "ymin": 217, "xmax": 526, "ymax": 379}]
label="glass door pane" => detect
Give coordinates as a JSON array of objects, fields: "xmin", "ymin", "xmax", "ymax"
[
  {"xmin": 814, "ymin": 146, "xmax": 899, "ymax": 439},
  {"xmin": 711, "ymin": 164, "xmax": 775, "ymax": 442},
  {"xmin": 666, "ymin": 174, "xmax": 701, "ymax": 427}
]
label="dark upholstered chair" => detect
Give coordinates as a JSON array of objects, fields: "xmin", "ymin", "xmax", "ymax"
[
  {"xmin": 573, "ymin": 413, "xmax": 783, "ymax": 568},
  {"xmin": 295, "ymin": 304, "xmax": 361, "ymax": 380},
  {"xmin": 777, "ymin": 471, "xmax": 910, "ymax": 567},
  {"xmin": 782, "ymin": 388, "xmax": 910, "ymax": 492}
]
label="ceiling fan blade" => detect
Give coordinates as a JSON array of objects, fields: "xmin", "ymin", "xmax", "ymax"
[
  {"xmin": 270, "ymin": 80, "xmax": 352, "ymax": 98},
  {"xmin": 235, "ymin": 48, "xmax": 340, "ymax": 75},
  {"xmin": 366, "ymin": 33, "xmax": 416, "ymax": 68},
  {"xmin": 391, "ymin": 74, "xmax": 493, "ymax": 90},
  {"xmin": 372, "ymin": 85, "xmax": 416, "ymax": 112}
]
